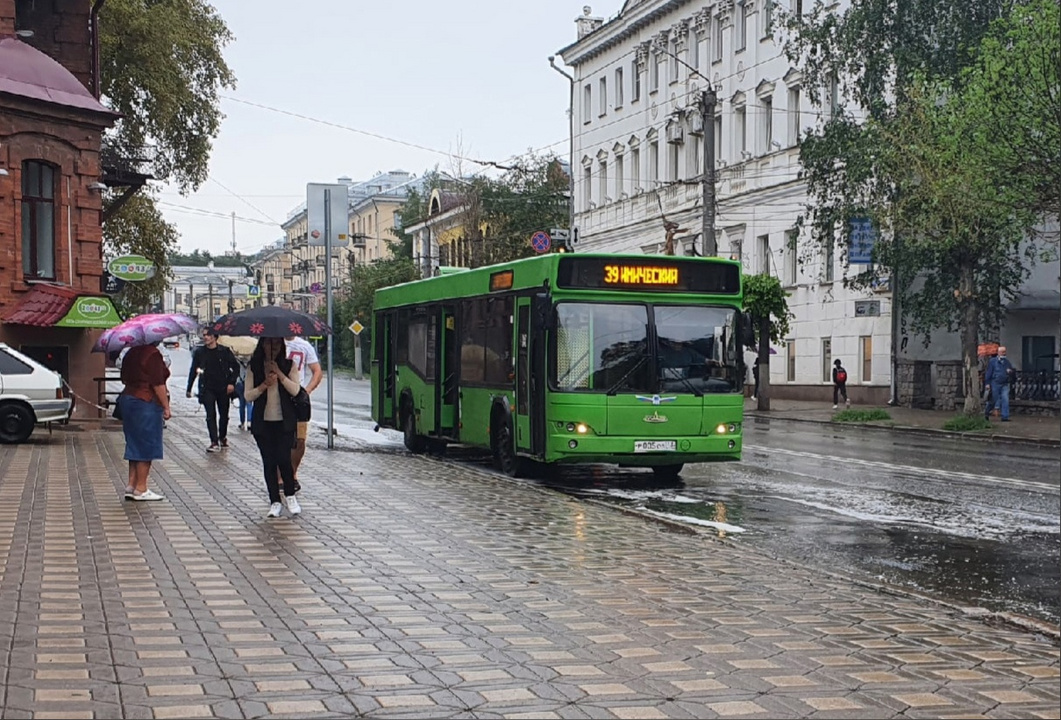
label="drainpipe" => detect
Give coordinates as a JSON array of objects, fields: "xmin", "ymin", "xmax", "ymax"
[
  {"xmin": 90, "ymin": 0, "xmax": 106, "ymax": 99},
  {"xmin": 548, "ymin": 56, "xmax": 575, "ymax": 249}
]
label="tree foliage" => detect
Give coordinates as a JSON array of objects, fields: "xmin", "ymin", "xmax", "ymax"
[
  {"xmin": 98, "ymin": 0, "xmax": 235, "ymax": 307},
  {"xmin": 742, "ymin": 273, "xmax": 792, "ymax": 344},
  {"xmin": 167, "ymin": 249, "xmax": 246, "ymax": 267},
  {"xmin": 333, "ymin": 258, "xmax": 420, "ymax": 368},
  {"xmin": 102, "ymin": 191, "xmax": 179, "ymax": 315},
  {"xmin": 784, "ymin": 0, "xmax": 1057, "ymax": 412}
]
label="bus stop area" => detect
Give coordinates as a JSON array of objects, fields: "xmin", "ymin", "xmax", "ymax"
[{"xmin": 0, "ymin": 413, "xmax": 1057, "ymax": 719}]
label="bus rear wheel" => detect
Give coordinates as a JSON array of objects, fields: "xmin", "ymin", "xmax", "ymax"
[
  {"xmin": 652, "ymin": 464, "xmax": 684, "ymax": 480},
  {"xmin": 403, "ymin": 411, "xmax": 426, "ymax": 454},
  {"xmin": 493, "ymin": 421, "xmax": 522, "ymax": 477}
]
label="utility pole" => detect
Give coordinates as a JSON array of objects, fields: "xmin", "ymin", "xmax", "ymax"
[
  {"xmin": 701, "ymin": 87, "xmax": 717, "ymax": 256},
  {"xmin": 324, "ymin": 189, "xmax": 335, "ymax": 450},
  {"xmin": 231, "ymin": 211, "xmax": 237, "ymax": 256},
  {"xmin": 548, "ymin": 56, "xmax": 576, "ymax": 249},
  {"xmin": 227, "ymin": 279, "xmax": 234, "ymax": 314}
]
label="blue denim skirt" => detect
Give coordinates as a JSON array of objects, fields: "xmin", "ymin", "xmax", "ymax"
[{"xmin": 120, "ymin": 395, "xmax": 164, "ymax": 461}]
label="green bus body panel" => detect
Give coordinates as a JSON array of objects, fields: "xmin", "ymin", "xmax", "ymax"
[{"xmin": 373, "ymin": 253, "xmax": 746, "ymax": 467}]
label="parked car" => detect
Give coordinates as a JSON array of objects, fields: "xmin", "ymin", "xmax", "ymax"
[
  {"xmin": 0, "ymin": 342, "xmax": 74, "ymax": 444},
  {"xmin": 162, "ymin": 337, "xmax": 180, "ymax": 349}
]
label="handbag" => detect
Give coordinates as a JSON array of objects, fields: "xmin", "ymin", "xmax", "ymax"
[{"xmin": 293, "ymin": 387, "xmax": 312, "ymax": 422}]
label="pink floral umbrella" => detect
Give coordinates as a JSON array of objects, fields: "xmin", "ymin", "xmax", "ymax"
[{"xmin": 91, "ymin": 313, "xmax": 199, "ymax": 354}]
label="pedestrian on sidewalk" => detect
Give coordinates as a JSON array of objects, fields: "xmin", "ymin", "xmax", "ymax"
[
  {"xmin": 244, "ymin": 337, "xmax": 303, "ymax": 518},
  {"xmin": 117, "ymin": 342, "xmax": 171, "ymax": 501},
  {"xmin": 186, "ymin": 328, "xmax": 240, "ymax": 453},
  {"xmin": 832, "ymin": 359, "xmax": 850, "ymax": 409},
  {"xmin": 235, "ymin": 358, "xmax": 252, "ymax": 431},
  {"xmin": 984, "ymin": 345, "xmax": 1016, "ymax": 422},
  {"xmin": 284, "ymin": 335, "xmax": 323, "ymax": 493}
]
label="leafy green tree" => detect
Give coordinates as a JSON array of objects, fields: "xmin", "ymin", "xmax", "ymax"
[
  {"xmin": 784, "ymin": 0, "xmax": 1055, "ymax": 413},
  {"xmin": 334, "ymin": 258, "xmax": 419, "ymax": 369},
  {"xmin": 98, "ymin": 0, "xmax": 235, "ymax": 308},
  {"xmin": 478, "ymin": 153, "xmax": 569, "ymax": 264},
  {"xmin": 743, "ymin": 274, "xmax": 793, "ymax": 411},
  {"xmin": 388, "ymin": 169, "xmax": 446, "ymax": 260}
]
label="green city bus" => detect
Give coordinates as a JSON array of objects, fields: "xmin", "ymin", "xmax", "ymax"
[{"xmin": 371, "ymin": 253, "xmax": 752, "ymax": 478}]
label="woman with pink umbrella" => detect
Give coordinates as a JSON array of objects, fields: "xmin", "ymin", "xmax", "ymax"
[{"xmin": 93, "ymin": 313, "xmax": 197, "ymax": 501}]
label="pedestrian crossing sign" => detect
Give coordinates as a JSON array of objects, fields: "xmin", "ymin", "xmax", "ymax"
[{"xmin": 247, "ymin": 284, "xmax": 261, "ymax": 298}]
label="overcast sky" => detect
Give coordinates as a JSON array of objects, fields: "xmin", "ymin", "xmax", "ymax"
[{"xmin": 160, "ymin": 0, "xmax": 610, "ymax": 255}]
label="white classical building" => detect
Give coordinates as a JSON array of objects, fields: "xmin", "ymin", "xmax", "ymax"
[{"xmin": 557, "ymin": 0, "xmax": 894, "ymax": 403}]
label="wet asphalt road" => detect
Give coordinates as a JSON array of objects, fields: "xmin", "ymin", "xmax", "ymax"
[{"xmin": 172, "ymin": 350, "xmax": 1061, "ymax": 626}]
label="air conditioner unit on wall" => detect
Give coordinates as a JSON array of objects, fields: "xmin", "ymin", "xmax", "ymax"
[
  {"xmin": 666, "ymin": 118, "xmax": 684, "ymax": 144},
  {"xmin": 689, "ymin": 111, "xmax": 704, "ymax": 136}
]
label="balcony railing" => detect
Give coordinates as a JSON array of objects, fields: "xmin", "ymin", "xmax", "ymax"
[{"xmin": 1012, "ymin": 370, "xmax": 1060, "ymax": 402}]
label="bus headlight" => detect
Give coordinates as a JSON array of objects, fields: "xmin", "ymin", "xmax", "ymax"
[
  {"xmin": 566, "ymin": 422, "xmax": 575, "ymax": 432},
  {"xmin": 576, "ymin": 423, "xmax": 589, "ymax": 434},
  {"xmin": 568, "ymin": 439, "xmax": 579, "ymax": 449},
  {"xmin": 716, "ymin": 423, "xmax": 741, "ymax": 434}
]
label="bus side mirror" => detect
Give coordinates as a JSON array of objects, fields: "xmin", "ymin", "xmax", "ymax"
[
  {"xmin": 742, "ymin": 312, "xmax": 755, "ymax": 348},
  {"xmin": 533, "ymin": 294, "xmax": 555, "ymax": 331}
]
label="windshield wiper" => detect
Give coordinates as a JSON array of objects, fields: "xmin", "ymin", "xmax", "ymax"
[{"xmin": 606, "ymin": 355, "xmax": 649, "ymax": 396}]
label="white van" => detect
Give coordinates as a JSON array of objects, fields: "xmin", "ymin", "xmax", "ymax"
[{"xmin": 0, "ymin": 342, "xmax": 74, "ymax": 444}]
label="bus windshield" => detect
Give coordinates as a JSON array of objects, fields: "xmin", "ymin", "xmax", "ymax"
[{"xmin": 553, "ymin": 303, "xmax": 740, "ymax": 394}]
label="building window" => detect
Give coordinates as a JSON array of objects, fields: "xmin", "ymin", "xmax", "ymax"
[
  {"xmin": 21, "ymin": 160, "xmax": 57, "ymax": 280},
  {"xmin": 583, "ymin": 84, "xmax": 592, "ymax": 124},
  {"xmin": 599, "ymin": 159, "xmax": 608, "ymax": 204},
  {"xmin": 763, "ymin": 0, "xmax": 776, "ymax": 37},
  {"xmin": 714, "ymin": 114, "xmax": 723, "ymax": 163},
  {"xmin": 784, "ymin": 229, "xmax": 798, "ymax": 285},
  {"xmin": 757, "ymin": 234, "xmax": 771, "ymax": 275},
  {"xmin": 615, "ymin": 67, "xmax": 624, "ymax": 108},
  {"xmin": 860, "ymin": 335, "xmax": 872, "ymax": 382},
  {"xmin": 736, "ymin": 0, "xmax": 748, "ymax": 52},
  {"xmin": 599, "ymin": 76, "xmax": 607, "ymax": 116},
  {"xmin": 648, "ymin": 140, "xmax": 659, "ymax": 185},
  {"xmin": 735, "ymin": 107, "xmax": 747, "ymax": 156},
  {"xmin": 688, "ymin": 133, "xmax": 701, "ymax": 179},
  {"xmin": 762, "ymin": 96, "xmax": 774, "ymax": 152},
  {"xmin": 650, "ymin": 52, "xmax": 660, "ymax": 93},
  {"xmin": 826, "ymin": 73, "xmax": 839, "ymax": 117},
  {"xmin": 787, "ymin": 86, "xmax": 801, "ymax": 145},
  {"xmin": 631, "ymin": 59, "xmax": 641, "ymax": 102},
  {"xmin": 631, "ymin": 146, "xmax": 641, "ymax": 192},
  {"xmin": 823, "ymin": 236, "xmax": 835, "ymax": 282},
  {"xmin": 786, "ymin": 339, "xmax": 796, "ymax": 382},
  {"xmin": 1022, "ymin": 336, "xmax": 1057, "ymax": 372},
  {"xmin": 615, "ymin": 153, "xmax": 625, "ymax": 198},
  {"xmin": 583, "ymin": 165, "xmax": 592, "ymax": 206},
  {"xmin": 669, "ymin": 37, "xmax": 679, "ymax": 83},
  {"xmin": 713, "ymin": 14, "xmax": 724, "ymax": 61},
  {"xmin": 668, "ymin": 142, "xmax": 679, "ymax": 182},
  {"xmin": 690, "ymin": 29, "xmax": 700, "ymax": 70},
  {"xmin": 821, "ymin": 338, "xmax": 832, "ymax": 382}
]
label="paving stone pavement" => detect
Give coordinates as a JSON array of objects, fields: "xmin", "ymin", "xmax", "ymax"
[{"xmin": 0, "ymin": 414, "xmax": 1058, "ymax": 719}]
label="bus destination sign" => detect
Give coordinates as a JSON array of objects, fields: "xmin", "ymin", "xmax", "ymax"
[{"xmin": 557, "ymin": 257, "xmax": 739, "ymax": 294}]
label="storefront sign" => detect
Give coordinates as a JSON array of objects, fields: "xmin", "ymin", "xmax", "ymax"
[
  {"xmin": 107, "ymin": 254, "xmax": 156, "ymax": 282},
  {"xmin": 55, "ymin": 296, "xmax": 123, "ymax": 328}
]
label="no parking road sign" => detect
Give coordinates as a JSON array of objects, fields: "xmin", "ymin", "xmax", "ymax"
[{"xmin": 530, "ymin": 230, "xmax": 551, "ymax": 254}]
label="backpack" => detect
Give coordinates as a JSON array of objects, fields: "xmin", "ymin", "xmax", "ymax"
[{"xmin": 836, "ymin": 369, "xmax": 848, "ymax": 383}]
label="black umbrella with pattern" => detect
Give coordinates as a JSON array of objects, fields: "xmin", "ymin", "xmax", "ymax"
[{"xmin": 210, "ymin": 306, "xmax": 332, "ymax": 339}]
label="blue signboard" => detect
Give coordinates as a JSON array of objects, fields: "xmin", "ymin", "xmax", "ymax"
[{"xmin": 849, "ymin": 218, "xmax": 876, "ymax": 264}]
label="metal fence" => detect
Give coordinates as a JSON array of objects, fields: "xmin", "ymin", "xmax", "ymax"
[{"xmin": 1012, "ymin": 370, "xmax": 1060, "ymax": 402}]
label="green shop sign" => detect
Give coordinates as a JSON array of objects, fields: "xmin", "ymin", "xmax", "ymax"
[
  {"xmin": 55, "ymin": 296, "xmax": 123, "ymax": 328},
  {"xmin": 107, "ymin": 254, "xmax": 156, "ymax": 282}
]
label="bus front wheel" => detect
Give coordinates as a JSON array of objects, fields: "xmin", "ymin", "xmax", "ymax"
[
  {"xmin": 403, "ymin": 411, "xmax": 426, "ymax": 454},
  {"xmin": 493, "ymin": 421, "xmax": 522, "ymax": 477},
  {"xmin": 652, "ymin": 464, "xmax": 684, "ymax": 480}
]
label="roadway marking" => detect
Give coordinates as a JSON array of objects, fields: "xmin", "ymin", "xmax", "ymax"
[{"xmin": 742, "ymin": 444, "xmax": 1060, "ymax": 495}]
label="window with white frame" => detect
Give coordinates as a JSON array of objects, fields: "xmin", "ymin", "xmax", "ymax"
[
  {"xmin": 615, "ymin": 67, "xmax": 624, "ymax": 108},
  {"xmin": 763, "ymin": 0, "xmax": 776, "ymax": 37},
  {"xmin": 583, "ymin": 164, "xmax": 592, "ymax": 206},
  {"xmin": 631, "ymin": 59, "xmax": 641, "ymax": 101},
  {"xmin": 784, "ymin": 229, "xmax": 798, "ymax": 285},
  {"xmin": 826, "ymin": 73, "xmax": 839, "ymax": 117},
  {"xmin": 735, "ymin": 106, "xmax": 747, "ymax": 156},
  {"xmin": 860, "ymin": 335, "xmax": 872, "ymax": 382},
  {"xmin": 762, "ymin": 96, "xmax": 774, "ymax": 151},
  {"xmin": 821, "ymin": 338, "xmax": 832, "ymax": 382},
  {"xmin": 20, "ymin": 159, "xmax": 57, "ymax": 280},
  {"xmin": 668, "ymin": 142, "xmax": 679, "ymax": 182},
  {"xmin": 690, "ymin": 28, "xmax": 700, "ymax": 70},
  {"xmin": 615, "ymin": 152, "xmax": 625, "ymax": 198},
  {"xmin": 757, "ymin": 234, "xmax": 771, "ymax": 275},
  {"xmin": 631, "ymin": 145, "xmax": 641, "ymax": 192},
  {"xmin": 599, "ymin": 76, "xmax": 607, "ymax": 116},
  {"xmin": 648, "ymin": 139, "xmax": 659, "ymax": 185},
  {"xmin": 786, "ymin": 339, "xmax": 796, "ymax": 381},
  {"xmin": 823, "ymin": 235, "xmax": 834, "ymax": 282},
  {"xmin": 713, "ymin": 13, "xmax": 724, "ymax": 61},
  {"xmin": 787, "ymin": 85, "xmax": 801, "ymax": 145},
  {"xmin": 714, "ymin": 114, "xmax": 723, "ymax": 163},
  {"xmin": 736, "ymin": 0, "xmax": 748, "ymax": 52},
  {"xmin": 583, "ymin": 84, "xmax": 592, "ymax": 124},
  {"xmin": 688, "ymin": 132, "xmax": 701, "ymax": 178},
  {"xmin": 650, "ymin": 53, "xmax": 660, "ymax": 92},
  {"xmin": 669, "ymin": 37, "xmax": 679, "ymax": 83},
  {"xmin": 599, "ymin": 159, "xmax": 608, "ymax": 204}
]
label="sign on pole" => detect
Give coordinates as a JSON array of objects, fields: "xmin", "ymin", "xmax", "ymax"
[
  {"xmin": 107, "ymin": 254, "xmax": 156, "ymax": 282},
  {"xmin": 246, "ymin": 284, "xmax": 261, "ymax": 298},
  {"xmin": 530, "ymin": 230, "xmax": 551, "ymax": 254},
  {"xmin": 849, "ymin": 218, "xmax": 876, "ymax": 264},
  {"xmin": 307, "ymin": 183, "xmax": 348, "ymax": 247},
  {"xmin": 349, "ymin": 320, "xmax": 364, "ymax": 335}
]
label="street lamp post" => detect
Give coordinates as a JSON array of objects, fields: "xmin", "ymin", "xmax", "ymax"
[{"xmin": 548, "ymin": 56, "xmax": 576, "ymax": 248}]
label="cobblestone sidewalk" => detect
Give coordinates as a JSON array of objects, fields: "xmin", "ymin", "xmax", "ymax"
[{"xmin": 0, "ymin": 416, "xmax": 1057, "ymax": 719}]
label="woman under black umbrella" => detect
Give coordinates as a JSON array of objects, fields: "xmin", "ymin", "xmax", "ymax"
[{"xmin": 243, "ymin": 336, "xmax": 303, "ymax": 518}]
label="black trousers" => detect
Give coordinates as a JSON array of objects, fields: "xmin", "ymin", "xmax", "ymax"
[
  {"xmin": 254, "ymin": 421, "xmax": 297, "ymax": 504},
  {"xmin": 200, "ymin": 388, "xmax": 230, "ymax": 443},
  {"xmin": 833, "ymin": 383, "xmax": 848, "ymax": 404}
]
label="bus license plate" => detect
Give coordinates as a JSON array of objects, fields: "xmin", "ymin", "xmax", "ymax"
[{"xmin": 634, "ymin": 440, "xmax": 676, "ymax": 453}]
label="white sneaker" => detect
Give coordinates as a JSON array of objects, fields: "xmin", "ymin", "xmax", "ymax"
[
  {"xmin": 750, "ymin": 396, "xmax": 757, "ymax": 402},
  {"xmin": 267, "ymin": 502, "xmax": 283, "ymax": 518},
  {"xmin": 286, "ymin": 496, "xmax": 301, "ymax": 516},
  {"xmin": 832, "ymin": 404, "xmax": 838, "ymax": 409},
  {"xmin": 846, "ymin": 399, "xmax": 851, "ymax": 407}
]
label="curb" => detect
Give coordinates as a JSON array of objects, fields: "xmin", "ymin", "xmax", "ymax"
[{"xmin": 744, "ymin": 411, "xmax": 1061, "ymax": 449}]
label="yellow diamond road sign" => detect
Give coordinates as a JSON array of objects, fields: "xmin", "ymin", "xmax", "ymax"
[{"xmin": 349, "ymin": 320, "xmax": 364, "ymax": 335}]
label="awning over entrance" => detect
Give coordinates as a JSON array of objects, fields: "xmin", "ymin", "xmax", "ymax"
[{"xmin": 1, "ymin": 284, "xmax": 123, "ymax": 328}]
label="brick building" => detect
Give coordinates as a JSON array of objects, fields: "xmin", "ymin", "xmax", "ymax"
[{"xmin": 0, "ymin": 0, "xmax": 121, "ymax": 419}]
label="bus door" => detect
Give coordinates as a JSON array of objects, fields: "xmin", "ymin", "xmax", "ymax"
[
  {"xmin": 515, "ymin": 299, "xmax": 532, "ymax": 451},
  {"xmin": 437, "ymin": 305, "xmax": 458, "ymax": 436},
  {"xmin": 517, "ymin": 294, "xmax": 548, "ymax": 457},
  {"xmin": 372, "ymin": 311, "xmax": 397, "ymax": 426}
]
